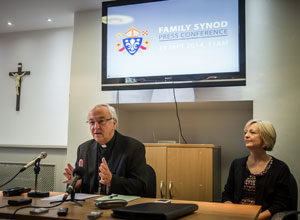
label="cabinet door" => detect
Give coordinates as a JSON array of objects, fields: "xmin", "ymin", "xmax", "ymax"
[
  {"xmin": 167, "ymin": 147, "xmax": 213, "ymax": 201},
  {"xmin": 145, "ymin": 147, "xmax": 167, "ymax": 198}
]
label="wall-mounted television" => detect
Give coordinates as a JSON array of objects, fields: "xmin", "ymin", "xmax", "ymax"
[{"xmin": 102, "ymin": 0, "xmax": 245, "ymax": 90}]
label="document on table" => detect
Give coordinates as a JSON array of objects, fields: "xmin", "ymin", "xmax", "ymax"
[{"xmin": 42, "ymin": 193, "xmax": 100, "ymax": 201}]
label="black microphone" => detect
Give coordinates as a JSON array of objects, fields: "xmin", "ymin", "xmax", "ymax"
[
  {"xmin": 20, "ymin": 152, "xmax": 47, "ymax": 172},
  {"xmin": 63, "ymin": 167, "xmax": 85, "ymax": 200}
]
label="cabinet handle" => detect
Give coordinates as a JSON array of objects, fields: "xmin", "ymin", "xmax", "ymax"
[
  {"xmin": 160, "ymin": 180, "xmax": 164, "ymax": 198},
  {"xmin": 168, "ymin": 181, "xmax": 173, "ymax": 199}
]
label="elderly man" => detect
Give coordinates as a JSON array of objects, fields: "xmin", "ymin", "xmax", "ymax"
[{"xmin": 63, "ymin": 104, "xmax": 147, "ymax": 196}]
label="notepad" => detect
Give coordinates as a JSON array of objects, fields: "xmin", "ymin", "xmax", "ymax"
[{"xmin": 95, "ymin": 194, "xmax": 140, "ymax": 202}]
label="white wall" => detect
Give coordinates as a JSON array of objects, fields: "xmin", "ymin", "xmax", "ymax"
[
  {"xmin": 0, "ymin": 28, "xmax": 72, "ymax": 146},
  {"xmin": 68, "ymin": 0, "xmax": 300, "ymax": 207},
  {"xmin": 0, "ymin": 27, "xmax": 73, "ymax": 191}
]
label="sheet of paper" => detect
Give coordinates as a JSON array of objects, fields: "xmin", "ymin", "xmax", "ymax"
[
  {"xmin": 42, "ymin": 193, "xmax": 100, "ymax": 201},
  {"xmin": 95, "ymin": 194, "xmax": 140, "ymax": 202}
]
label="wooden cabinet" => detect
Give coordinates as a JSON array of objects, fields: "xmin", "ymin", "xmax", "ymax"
[{"xmin": 145, "ymin": 143, "xmax": 221, "ymax": 202}]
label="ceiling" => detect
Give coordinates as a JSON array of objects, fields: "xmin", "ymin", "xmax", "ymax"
[{"xmin": 0, "ymin": 0, "xmax": 105, "ymax": 34}]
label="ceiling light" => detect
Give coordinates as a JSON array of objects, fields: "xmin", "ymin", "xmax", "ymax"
[
  {"xmin": 47, "ymin": 18, "xmax": 52, "ymax": 22},
  {"xmin": 104, "ymin": 15, "xmax": 134, "ymax": 25},
  {"xmin": 7, "ymin": 22, "xmax": 12, "ymax": 26}
]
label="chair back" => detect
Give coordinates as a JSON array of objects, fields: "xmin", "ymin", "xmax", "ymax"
[
  {"xmin": 290, "ymin": 173, "xmax": 298, "ymax": 211},
  {"xmin": 285, "ymin": 173, "xmax": 298, "ymax": 220},
  {"xmin": 144, "ymin": 164, "xmax": 156, "ymax": 198},
  {"xmin": 271, "ymin": 172, "xmax": 298, "ymax": 220}
]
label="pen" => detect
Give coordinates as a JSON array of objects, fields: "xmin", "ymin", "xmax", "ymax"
[{"xmin": 109, "ymin": 194, "xmax": 118, "ymax": 199}]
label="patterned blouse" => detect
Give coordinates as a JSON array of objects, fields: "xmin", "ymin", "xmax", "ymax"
[{"xmin": 240, "ymin": 158, "xmax": 273, "ymax": 205}]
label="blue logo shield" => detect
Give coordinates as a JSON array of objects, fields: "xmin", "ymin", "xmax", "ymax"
[{"xmin": 123, "ymin": 37, "xmax": 142, "ymax": 55}]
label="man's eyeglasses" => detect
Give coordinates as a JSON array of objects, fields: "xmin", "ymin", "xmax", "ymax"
[{"xmin": 86, "ymin": 118, "xmax": 113, "ymax": 126}]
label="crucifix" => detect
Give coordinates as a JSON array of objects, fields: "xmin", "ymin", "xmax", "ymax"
[{"xmin": 9, "ymin": 63, "xmax": 30, "ymax": 111}]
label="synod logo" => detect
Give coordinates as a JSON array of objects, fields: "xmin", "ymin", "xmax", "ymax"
[{"xmin": 116, "ymin": 26, "xmax": 150, "ymax": 55}]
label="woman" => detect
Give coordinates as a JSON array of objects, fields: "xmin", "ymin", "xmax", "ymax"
[{"xmin": 222, "ymin": 119, "xmax": 292, "ymax": 220}]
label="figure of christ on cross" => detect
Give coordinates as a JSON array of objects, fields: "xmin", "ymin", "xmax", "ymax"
[{"xmin": 9, "ymin": 63, "xmax": 30, "ymax": 111}]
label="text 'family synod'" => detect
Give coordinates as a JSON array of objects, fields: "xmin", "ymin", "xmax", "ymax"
[{"xmin": 158, "ymin": 21, "xmax": 229, "ymax": 34}]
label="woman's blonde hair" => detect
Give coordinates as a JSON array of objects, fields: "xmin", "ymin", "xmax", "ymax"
[{"xmin": 244, "ymin": 119, "xmax": 277, "ymax": 151}]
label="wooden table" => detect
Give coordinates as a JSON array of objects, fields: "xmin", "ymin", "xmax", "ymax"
[{"xmin": 0, "ymin": 192, "xmax": 261, "ymax": 220}]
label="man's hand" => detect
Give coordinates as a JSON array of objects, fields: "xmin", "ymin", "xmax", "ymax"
[
  {"xmin": 257, "ymin": 210, "xmax": 271, "ymax": 220},
  {"xmin": 99, "ymin": 158, "xmax": 112, "ymax": 186},
  {"xmin": 63, "ymin": 159, "xmax": 83, "ymax": 190}
]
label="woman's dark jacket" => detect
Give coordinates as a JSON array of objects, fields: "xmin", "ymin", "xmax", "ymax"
[{"xmin": 222, "ymin": 156, "xmax": 292, "ymax": 216}]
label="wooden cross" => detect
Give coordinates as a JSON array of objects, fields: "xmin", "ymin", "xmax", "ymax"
[{"xmin": 9, "ymin": 63, "xmax": 30, "ymax": 111}]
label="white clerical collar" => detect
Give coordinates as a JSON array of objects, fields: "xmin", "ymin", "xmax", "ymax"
[{"xmin": 102, "ymin": 144, "xmax": 107, "ymax": 148}]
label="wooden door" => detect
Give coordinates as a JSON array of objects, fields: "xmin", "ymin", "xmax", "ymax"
[
  {"xmin": 145, "ymin": 146, "xmax": 167, "ymax": 198},
  {"xmin": 167, "ymin": 147, "xmax": 213, "ymax": 201}
]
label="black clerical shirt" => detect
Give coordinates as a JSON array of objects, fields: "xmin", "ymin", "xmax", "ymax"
[{"xmin": 95, "ymin": 133, "xmax": 116, "ymax": 193}]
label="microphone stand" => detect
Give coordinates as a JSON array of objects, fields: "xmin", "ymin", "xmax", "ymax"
[
  {"xmin": 50, "ymin": 190, "xmax": 85, "ymax": 206},
  {"xmin": 27, "ymin": 159, "xmax": 49, "ymax": 198},
  {"xmin": 68, "ymin": 190, "xmax": 84, "ymax": 206},
  {"xmin": 51, "ymin": 166, "xmax": 85, "ymax": 206}
]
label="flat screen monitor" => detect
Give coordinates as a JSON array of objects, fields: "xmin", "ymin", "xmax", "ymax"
[{"xmin": 102, "ymin": 0, "xmax": 245, "ymax": 90}]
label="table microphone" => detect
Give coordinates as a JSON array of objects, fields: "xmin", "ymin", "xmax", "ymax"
[
  {"xmin": 63, "ymin": 167, "xmax": 85, "ymax": 200},
  {"xmin": 20, "ymin": 152, "xmax": 47, "ymax": 172}
]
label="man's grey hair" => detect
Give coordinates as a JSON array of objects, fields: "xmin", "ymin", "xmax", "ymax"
[{"xmin": 91, "ymin": 104, "xmax": 118, "ymax": 122}]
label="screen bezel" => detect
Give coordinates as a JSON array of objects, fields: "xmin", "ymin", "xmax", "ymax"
[{"xmin": 101, "ymin": 0, "xmax": 246, "ymax": 91}]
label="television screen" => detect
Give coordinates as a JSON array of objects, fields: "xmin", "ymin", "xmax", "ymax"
[{"xmin": 102, "ymin": 0, "xmax": 245, "ymax": 90}]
